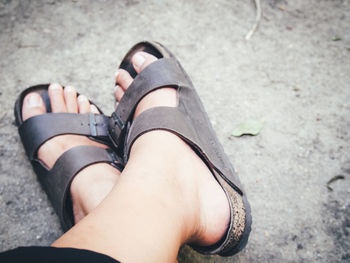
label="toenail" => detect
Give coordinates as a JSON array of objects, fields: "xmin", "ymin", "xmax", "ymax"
[
  {"xmin": 133, "ymin": 53, "xmax": 145, "ymax": 68},
  {"xmin": 78, "ymin": 95, "xmax": 88, "ymax": 102},
  {"xmin": 90, "ymin": 105, "xmax": 100, "ymax": 114},
  {"xmin": 49, "ymin": 83, "xmax": 61, "ymax": 90},
  {"xmin": 64, "ymin": 86, "xmax": 75, "ymax": 93},
  {"xmin": 27, "ymin": 94, "xmax": 42, "ymax": 107},
  {"xmin": 115, "ymin": 70, "xmax": 119, "ymax": 80},
  {"xmin": 114, "ymin": 85, "xmax": 121, "ymax": 93}
]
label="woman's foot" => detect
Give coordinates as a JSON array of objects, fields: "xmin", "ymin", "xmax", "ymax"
[
  {"xmin": 22, "ymin": 83, "xmax": 120, "ymax": 223},
  {"xmin": 115, "ymin": 52, "xmax": 230, "ymax": 246}
]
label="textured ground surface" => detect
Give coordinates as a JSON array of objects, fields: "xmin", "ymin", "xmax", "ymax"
[{"xmin": 0, "ymin": 0, "xmax": 349, "ymax": 262}]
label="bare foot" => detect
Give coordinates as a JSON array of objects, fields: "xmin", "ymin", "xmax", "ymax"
[
  {"xmin": 22, "ymin": 83, "xmax": 120, "ymax": 223},
  {"xmin": 115, "ymin": 53, "xmax": 230, "ymax": 246}
]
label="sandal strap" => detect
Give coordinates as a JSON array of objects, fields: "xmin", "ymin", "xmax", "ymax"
[
  {"xmin": 109, "ymin": 58, "xmax": 190, "ymax": 147},
  {"xmin": 32, "ymin": 145, "xmax": 123, "ymax": 230},
  {"xmin": 126, "ymin": 107, "xmax": 198, "ymax": 160},
  {"xmin": 125, "ymin": 107, "xmax": 243, "ymax": 195},
  {"xmin": 19, "ymin": 113, "xmax": 110, "ymax": 160}
]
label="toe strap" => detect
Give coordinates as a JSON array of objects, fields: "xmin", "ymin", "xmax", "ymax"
[
  {"xmin": 32, "ymin": 145, "xmax": 123, "ymax": 230},
  {"xmin": 19, "ymin": 113, "xmax": 110, "ymax": 160}
]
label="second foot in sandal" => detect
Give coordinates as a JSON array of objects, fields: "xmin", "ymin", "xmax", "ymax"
[
  {"xmin": 110, "ymin": 42, "xmax": 252, "ymax": 256},
  {"xmin": 15, "ymin": 83, "xmax": 124, "ymax": 229},
  {"xmin": 115, "ymin": 52, "xmax": 230, "ymax": 246}
]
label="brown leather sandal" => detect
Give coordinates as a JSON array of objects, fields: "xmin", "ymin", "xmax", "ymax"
[
  {"xmin": 108, "ymin": 41, "xmax": 252, "ymax": 256},
  {"xmin": 14, "ymin": 84, "xmax": 124, "ymax": 231}
]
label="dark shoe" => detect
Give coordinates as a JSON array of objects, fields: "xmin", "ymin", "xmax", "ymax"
[
  {"xmin": 108, "ymin": 41, "xmax": 252, "ymax": 256},
  {"xmin": 14, "ymin": 84, "xmax": 124, "ymax": 230}
]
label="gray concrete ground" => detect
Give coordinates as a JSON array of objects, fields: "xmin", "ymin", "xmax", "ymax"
[{"xmin": 0, "ymin": 0, "xmax": 349, "ymax": 262}]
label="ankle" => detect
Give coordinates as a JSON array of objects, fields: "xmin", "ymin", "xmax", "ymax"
[
  {"xmin": 193, "ymin": 181, "xmax": 230, "ymax": 246},
  {"xmin": 128, "ymin": 130, "xmax": 230, "ymax": 247},
  {"xmin": 70, "ymin": 163, "xmax": 120, "ymax": 222},
  {"xmin": 127, "ymin": 131, "xmax": 210, "ymax": 241}
]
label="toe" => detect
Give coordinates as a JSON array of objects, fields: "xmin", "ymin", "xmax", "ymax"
[
  {"xmin": 115, "ymin": 69, "xmax": 133, "ymax": 91},
  {"xmin": 22, "ymin": 93, "xmax": 46, "ymax": 121},
  {"xmin": 114, "ymin": 85, "xmax": 124, "ymax": 101},
  {"xmin": 132, "ymin": 51, "xmax": 157, "ymax": 73},
  {"xmin": 77, "ymin": 95, "xmax": 90, "ymax": 113},
  {"xmin": 48, "ymin": 83, "xmax": 67, "ymax": 113},
  {"xmin": 64, "ymin": 86, "xmax": 78, "ymax": 113}
]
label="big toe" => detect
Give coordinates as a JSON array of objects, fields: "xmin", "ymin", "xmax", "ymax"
[
  {"xmin": 132, "ymin": 51, "xmax": 158, "ymax": 73},
  {"xmin": 22, "ymin": 92, "xmax": 46, "ymax": 121},
  {"xmin": 114, "ymin": 52, "xmax": 158, "ymax": 100}
]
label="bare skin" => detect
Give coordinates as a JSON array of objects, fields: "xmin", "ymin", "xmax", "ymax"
[{"xmin": 22, "ymin": 52, "xmax": 230, "ymax": 262}]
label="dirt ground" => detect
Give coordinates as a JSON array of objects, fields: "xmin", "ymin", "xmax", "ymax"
[{"xmin": 0, "ymin": 0, "xmax": 349, "ymax": 262}]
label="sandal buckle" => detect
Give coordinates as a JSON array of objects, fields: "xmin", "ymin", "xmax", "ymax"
[
  {"xmin": 107, "ymin": 148, "xmax": 124, "ymax": 170},
  {"xmin": 111, "ymin": 112, "xmax": 125, "ymax": 132}
]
